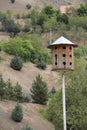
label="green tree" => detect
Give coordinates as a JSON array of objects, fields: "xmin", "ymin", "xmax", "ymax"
[
  {"xmin": 31, "ymin": 74, "xmax": 48, "ymax": 105},
  {"xmin": 0, "ymin": 74, "xmax": 6, "ymax": 100},
  {"xmin": 10, "ymin": 55, "xmax": 23, "ymax": 71},
  {"xmin": 4, "ymin": 79, "xmax": 15, "ymax": 100},
  {"xmin": 47, "ymin": 57, "xmax": 87, "ymax": 130},
  {"xmin": 12, "ymin": 102, "xmax": 23, "ymax": 122},
  {"xmin": 2, "ymin": 18, "xmax": 21, "ymax": 35},
  {"xmin": 77, "ymin": 3, "xmax": 87, "ymax": 16},
  {"xmin": 42, "ymin": 5, "xmax": 54, "ymax": 18},
  {"xmin": 14, "ymin": 82, "xmax": 23, "ymax": 102}
]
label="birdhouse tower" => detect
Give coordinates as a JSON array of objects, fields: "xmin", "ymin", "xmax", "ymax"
[{"xmin": 50, "ymin": 36, "xmax": 75, "ymax": 71}]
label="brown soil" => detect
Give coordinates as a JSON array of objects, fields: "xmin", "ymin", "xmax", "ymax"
[
  {"xmin": 0, "ymin": 51, "xmax": 61, "ymax": 93},
  {"xmin": 0, "ymin": 100, "xmax": 55, "ymax": 130}
]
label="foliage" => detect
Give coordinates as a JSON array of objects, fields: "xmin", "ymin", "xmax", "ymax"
[
  {"xmin": 2, "ymin": 17, "xmax": 21, "ymax": 35},
  {"xmin": 0, "ymin": 74, "xmax": 6, "ymax": 100},
  {"xmin": 36, "ymin": 60, "xmax": 46, "ymax": 70},
  {"xmin": 36, "ymin": 54, "xmax": 47, "ymax": 69},
  {"xmin": 26, "ymin": 4, "xmax": 32, "ymax": 10},
  {"xmin": 77, "ymin": 3, "xmax": 87, "ymax": 16},
  {"xmin": 13, "ymin": 82, "xmax": 23, "ymax": 102},
  {"xmin": 4, "ymin": 79, "xmax": 15, "ymax": 100},
  {"xmin": 3, "ymin": 37, "xmax": 34, "ymax": 61},
  {"xmin": 12, "ymin": 103, "xmax": 23, "ymax": 122},
  {"xmin": 0, "ymin": 75, "xmax": 25, "ymax": 102},
  {"xmin": 31, "ymin": 74, "xmax": 48, "ymax": 105},
  {"xmin": 74, "ymin": 45, "xmax": 87, "ymax": 58},
  {"xmin": 47, "ymin": 56, "xmax": 87, "ymax": 130},
  {"xmin": 10, "ymin": 55, "xmax": 23, "ymax": 71}
]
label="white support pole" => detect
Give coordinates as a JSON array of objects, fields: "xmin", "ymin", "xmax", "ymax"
[{"xmin": 62, "ymin": 73, "xmax": 67, "ymax": 130}]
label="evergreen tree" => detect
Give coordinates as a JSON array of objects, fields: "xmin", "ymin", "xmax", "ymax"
[
  {"xmin": 10, "ymin": 55, "xmax": 23, "ymax": 71},
  {"xmin": 11, "ymin": 102, "xmax": 23, "ymax": 122},
  {"xmin": 0, "ymin": 74, "xmax": 6, "ymax": 100},
  {"xmin": 31, "ymin": 74, "xmax": 48, "ymax": 105},
  {"xmin": 4, "ymin": 79, "xmax": 15, "ymax": 100},
  {"xmin": 14, "ymin": 82, "xmax": 23, "ymax": 102}
]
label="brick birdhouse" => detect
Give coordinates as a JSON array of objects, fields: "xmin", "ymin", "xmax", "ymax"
[{"xmin": 50, "ymin": 36, "xmax": 75, "ymax": 71}]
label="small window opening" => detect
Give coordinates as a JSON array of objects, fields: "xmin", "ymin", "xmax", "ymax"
[
  {"xmin": 55, "ymin": 47, "xmax": 57, "ymax": 49},
  {"xmin": 63, "ymin": 46, "xmax": 66, "ymax": 49},
  {"xmin": 70, "ymin": 62, "xmax": 72, "ymax": 65},
  {"xmin": 70, "ymin": 54, "xmax": 72, "ymax": 57},
  {"xmin": 55, "ymin": 54, "xmax": 57, "ymax": 65},
  {"xmin": 55, "ymin": 62, "xmax": 57, "ymax": 65},
  {"xmin": 63, "ymin": 62, "xmax": 66, "ymax": 65},
  {"xmin": 70, "ymin": 46, "xmax": 72, "ymax": 50},
  {"xmin": 63, "ymin": 54, "xmax": 66, "ymax": 57}
]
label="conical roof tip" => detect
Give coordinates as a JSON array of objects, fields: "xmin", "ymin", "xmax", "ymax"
[{"xmin": 51, "ymin": 36, "xmax": 74, "ymax": 45}]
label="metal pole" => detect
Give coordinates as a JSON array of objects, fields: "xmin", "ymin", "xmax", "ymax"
[{"xmin": 62, "ymin": 72, "xmax": 67, "ymax": 130}]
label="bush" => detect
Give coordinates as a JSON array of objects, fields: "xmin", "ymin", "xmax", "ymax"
[
  {"xmin": 26, "ymin": 4, "xmax": 32, "ymax": 10},
  {"xmin": 3, "ymin": 37, "xmax": 34, "ymax": 61},
  {"xmin": 36, "ymin": 61, "xmax": 46, "ymax": 70},
  {"xmin": 13, "ymin": 82, "xmax": 23, "ymax": 102},
  {"xmin": 12, "ymin": 103, "xmax": 23, "ymax": 122},
  {"xmin": 31, "ymin": 74, "xmax": 48, "ymax": 105},
  {"xmin": 10, "ymin": 55, "xmax": 23, "ymax": 71},
  {"xmin": 2, "ymin": 18, "xmax": 21, "ymax": 35},
  {"xmin": 0, "ymin": 74, "xmax": 6, "ymax": 100}
]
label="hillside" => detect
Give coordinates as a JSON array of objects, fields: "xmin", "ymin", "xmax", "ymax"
[
  {"xmin": 0, "ymin": 0, "xmax": 86, "ymax": 15},
  {"xmin": 0, "ymin": 101, "xmax": 55, "ymax": 130},
  {"xmin": 0, "ymin": 51, "xmax": 61, "ymax": 92}
]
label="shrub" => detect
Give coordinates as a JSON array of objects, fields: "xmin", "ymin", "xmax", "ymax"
[
  {"xmin": 3, "ymin": 37, "xmax": 34, "ymax": 61},
  {"xmin": 12, "ymin": 103, "xmax": 23, "ymax": 122},
  {"xmin": 26, "ymin": 4, "xmax": 32, "ymax": 10},
  {"xmin": 13, "ymin": 82, "xmax": 23, "ymax": 102},
  {"xmin": 0, "ymin": 74, "xmax": 6, "ymax": 100},
  {"xmin": 36, "ymin": 61, "xmax": 46, "ymax": 70},
  {"xmin": 4, "ymin": 79, "xmax": 14, "ymax": 100},
  {"xmin": 10, "ymin": 55, "xmax": 23, "ymax": 71},
  {"xmin": 2, "ymin": 18, "xmax": 21, "ymax": 35},
  {"xmin": 31, "ymin": 74, "xmax": 48, "ymax": 105}
]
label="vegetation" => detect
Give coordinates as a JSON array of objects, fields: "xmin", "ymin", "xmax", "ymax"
[
  {"xmin": 31, "ymin": 74, "xmax": 48, "ymax": 105},
  {"xmin": 2, "ymin": 37, "xmax": 50, "ymax": 69},
  {"xmin": 0, "ymin": 74, "xmax": 6, "ymax": 100},
  {"xmin": 10, "ymin": 55, "xmax": 23, "ymax": 71},
  {"xmin": 46, "ymin": 45, "xmax": 87, "ymax": 130},
  {"xmin": 12, "ymin": 102, "xmax": 23, "ymax": 122},
  {"xmin": 0, "ymin": 76, "xmax": 24, "ymax": 101},
  {"xmin": 26, "ymin": 4, "xmax": 32, "ymax": 10},
  {"xmin": 2, "ymin": 17, "xmax": 21, "ymax": 35}
]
